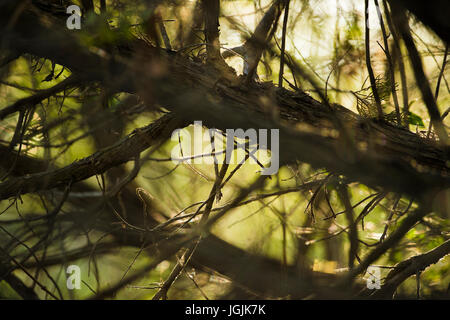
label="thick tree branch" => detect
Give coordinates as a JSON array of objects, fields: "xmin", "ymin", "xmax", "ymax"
[
  {"xmin": 2, "ymin": 1, "xmax": 450, "ymax": 205},
  {"xmin": 373, "ymin": 239, "xmax": 450, "ymax": 298},
  {"xmin": 0, "ymin": 113, "xmax": 184, "ymax": 200}
]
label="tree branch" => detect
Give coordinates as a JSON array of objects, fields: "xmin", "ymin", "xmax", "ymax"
[
  {"xmin": 373, "ymin": 239, "xmax": 450, "ymax": 298},
  {"xmin": 390, "ymin": 4, "xmax": 448, "ymax": 144},
  {"xmin": 0, "ymin": 113, "xmax": 184, "ymax": 200}
]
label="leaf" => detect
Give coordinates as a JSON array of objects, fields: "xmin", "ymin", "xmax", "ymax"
[{"xmin": 408, "ymin": 112, "xmax": 425, "ymax": 127}]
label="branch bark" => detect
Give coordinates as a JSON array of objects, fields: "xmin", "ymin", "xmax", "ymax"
[
  {"xmin": 372, "ymin": 239, "xmax": 450, "ymax": 298},
  {"xmin": 390, "ymin": 4, "xmax": 448, "ymax": 144},
  {"xmin": 1, "ymin": 1, "xmax": 450, "ymax": 204},
  {"xmin": 0, "ymin": 113, "xmax": 184, "ymax": 200}
]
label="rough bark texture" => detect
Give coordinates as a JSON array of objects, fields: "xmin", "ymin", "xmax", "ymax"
[
  {"xmin": 0, "ymin": 0, "xmax": 449, "ymax": 300},
  {"xmin": 1, "ymin": 1, "xmax": 449, "ymax": 205}
]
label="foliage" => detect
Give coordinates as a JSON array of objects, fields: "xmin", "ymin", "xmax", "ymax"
[{"xmin": 0, "ymin": 0, "xmax": 448, "ymax": 300}]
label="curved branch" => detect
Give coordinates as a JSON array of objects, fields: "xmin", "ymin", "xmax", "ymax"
[
  {"xmin": 373, "ymin": 239, "xmax": 450, "ymax": 298},
  {"xmin": 0, "ymin": 113, "xmax": 184, "ymax": 200}
]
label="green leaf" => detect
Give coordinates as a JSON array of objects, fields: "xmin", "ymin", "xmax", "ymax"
[{"xmin": 408, "ymin": 112, "xmax": 425, "ymax": 127}]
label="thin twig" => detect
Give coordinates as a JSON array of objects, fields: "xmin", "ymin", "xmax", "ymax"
[
  {"xmin": 365, "ymin": 0, "xmax": 383, "ymax": 119},
  {"xmin": 375, "ymin": 0, "xmax": 401, "ymax": 125},
  {"xmin": 278, "ymin": 0, "xmax": 290, "ymax": 87}
]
